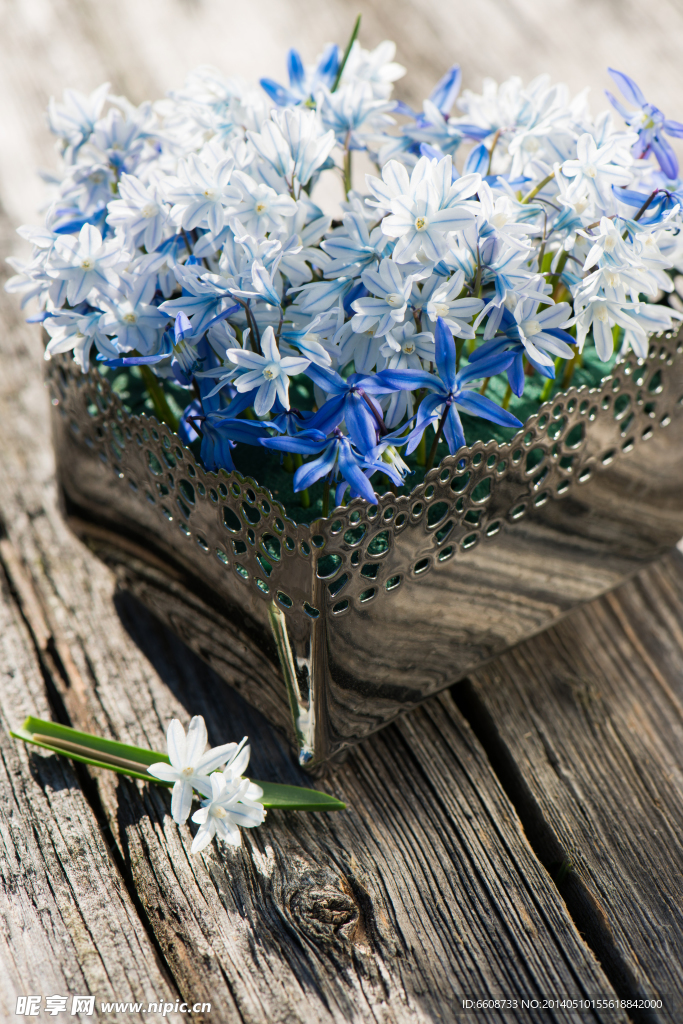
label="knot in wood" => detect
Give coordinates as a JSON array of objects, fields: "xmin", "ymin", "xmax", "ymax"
[{"xmin": 289, "ymin": 882, "xmax": 358, "ymax": 938}]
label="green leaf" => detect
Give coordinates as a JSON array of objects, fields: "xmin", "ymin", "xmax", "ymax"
[
  {"xmin": 11, "ymin": 717, "xmax": 345, "ymax": 812},
  {"xmin": 331, "ymin": 14, "xmax": 361, "ymax": 92},
  {"xmin": 256, "ymin": 782, "xmax": 345, "ymax": 812}
]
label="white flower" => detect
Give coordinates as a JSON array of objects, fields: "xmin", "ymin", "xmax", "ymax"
[
  {"xmin": 164, "ymin": 153, "xmax": 241, "ymax": 234},
  {"xmin": 569, "ymin": 295, "xmax": 646, "ymax": 360},
  {"xmin": 379, "ymin": 157, "xmax": 480, "ymax": 263},
  {"xmin": 320, "ymin": 82, "xmax": 396, "ymax": 149},
  {"xmin": 476, "ymin": 181, "xmax": 537, "ymax": 248},
  {"xmin": 580, "ymin": 216, "xmax": 637, "ymax": 272},
  {"xmin": 621, "ymin": 302, "xmax": 681, "ymax": 359},
  {"xmin": 421, "ymin": 270, "xmax": 484, "ymax": 336},
  {"xmin": 231, "ymin": 171, "xmax": 298, "ymax": 236},
  {"xmin": 350, "ymin": 257, "xmax": 418, "ymax": 337},
  {"xmin": 228, "ymin": 324, "xmax": 309, "ymax": 415},
  {"xmin": 88, "ymin": 107, "xmax": 148, "ymax": 172},
  {"xmin": 562, "ymin": 133, "xmax": 635, "ymax": 211},
  {"xmin": 336, "ymin": 319, "xmax": 383, "ymax": 374},
  {"xmin": 380, "ymin": 322, "xmax": 435, "ymax": 427},
  {"xmin": 339, "ymin": 40, "xmax": 405, "ymax": 99},
  {"xmin": 47, "ymin": 83, "xmax": 110, "ymax": 162},
  {"xmin": 107, "ymin": 173, "xmax": 171, "ymax": 252},
  {"xmin": 98, "ymin": 273, "xmax": 170, "ymax": 354},
  {"xmin": 48, "ymin": 223, "xmax": 128, "ymax": 305},
  {"xmin": 247, "ymin": 107, "xmax": 335, "ymax": 189},
  {"xmin": 44, "ymin": 308, "xmax": 119, "ymax": 372},
  {"xmin": 190, "ymin": 771, "xmax": 266, "ymax": 854},
  {"xmin": 513, "ymin": 297, "xmax": 574, "ymax": 366},
  {"xmin": 147, "ymin": 716, "xmax": 242, "ymax": 824}
]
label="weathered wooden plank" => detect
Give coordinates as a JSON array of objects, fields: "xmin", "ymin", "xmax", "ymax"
[
  {"xmin": 0, "ymin": 212, "xmax": 626, "ymax": 1021},
  {"xmin": 0, "ymin": 472, "xmax": 631, "ymax": 1021},
  {"xmin": 463, "ymin": 551, "xmax": 683, "ymax": 1018},
  {"xmin": 0, "ymin": 558, "xmax": 183, "ymax": 1022},
  {"xmin": 1, "ymin": 1, "xmax": 680, "ymax": 1018}
]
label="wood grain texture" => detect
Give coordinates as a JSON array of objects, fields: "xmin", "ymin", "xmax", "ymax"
[
  {"xmin": 0, "ymin": 442, "xmax": 625, "ymax": 1021},
  {"xmin": 0, "ymin": 192, "xmax": 623, "ymax": 1019},
  {"xmin": 2, "ymin": 1, "xmax": 683, "ymax": 1020},
  {"xmin": 0, "ymin": 551, "xmax": 182, "ymax": 1023},
  {"xmin": 464, "ymin": 551, "xmax": 683, "ymax": 1018}
]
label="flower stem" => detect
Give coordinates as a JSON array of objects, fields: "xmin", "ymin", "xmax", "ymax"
[
  {"xmin": 343, "ymin": 143, "xmax": 353, "ymax": 198},
  {"xmin": 455, "ymin": 338, "xmax": 465, "ymax": 371},
  {"xmin": 331, "ymin": 14, "xmax": 361, "ymax": 92},
  {"xmin": 139, "ymin": 365, "xmax": 179, "ymax": 432},
  {"xmin": 501, "ymin": 383, "xmax": 513, "ymax": 410},
  {"xmin": 293, "ymin": 453, "xmax": 310, "ymax": 507},
  {"xmin": 283, "ymin": 453, "xmax": 294, "ymax": 473},
  {"xmin": 486, "ymin": 128, "xmax": 502, "ymax": 175},
  {"xmin": 521, "ymin": 170, "xmax": 556, "ymax": 205},
  {"xmin": 425, "ymin": 406, "xmax": 449, "ymax": 473},
  {"xmin": 549, "ymin": 249, "xmax": 569, "ymax": 297},
  {"xmin": 538, "ymin": 359, "xmax": 563, "ymax": 403},
  {"xmin": 479, "ymin": 376, "xmax": 490, "ymax": 396},
  {"xmin": 634, "ymin": 189, "xmax": 659, "ymax": 222},
  {"xmin": 561, "ymin": 349, "xmax": 581, "ymax": 389}
]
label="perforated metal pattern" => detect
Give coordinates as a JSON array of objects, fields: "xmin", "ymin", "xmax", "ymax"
[
  {"xmin": 46, "ymin": 335, "xmax": 680, "ymax": 609},
  {"xmin": 47, "ymin": 333, "xmax": 683, "ymax": 764}
]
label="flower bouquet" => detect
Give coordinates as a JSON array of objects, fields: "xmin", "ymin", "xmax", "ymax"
[{"xmin": 10, "ymin": 21, "xmax": 683, "ymax": 766}]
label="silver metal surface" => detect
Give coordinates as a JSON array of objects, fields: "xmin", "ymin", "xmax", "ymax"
[{"xmin": 48, "ymin": 334, "xmax": 683, "ymax": 767}]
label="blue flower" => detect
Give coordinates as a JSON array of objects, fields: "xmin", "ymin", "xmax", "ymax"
[
  {"xmin": 606, "ymin": 69, "xmax": 683, "ymax": 180},
  {"xmin": 469, "ymin": 305, "xmax": 575, "ymax": 397},
  {"xmin": 373, "ymin": 317, "xmax": 521, "ymax": 454},
  {"xmin": 99, "ymin": 310, "xmax": 209, "ymax": 385},
  {"xmin": 613, "ymin": 185, "xmax": 682, "ymax": 224},
  {"xmin": 428, "ymin": 66, "xmax": 462, "ymax": 118},
  {"xmin": 260, "ymin": 45, "xmax": 340, "ymax": 107},
  {"xmin": 159, "ymin": 263, "xmax": 236, "ymax": 336},
  {"xmin": 178, "ymin": 398, "xmax": 202, "ymax": 445},
  {"xmin": 200, "ymin": 413, "xmax": 271, "ymax": 472},
  {"xmin": 228, "ymin": 325, "xmax": 310, "ymax": 416},
  {"xmin": 262, "ymin": 427, "xmax": 402, "ymax": 505},
  {"xmin": 320, "ymin": 210, "xmax": 391, "ymax": 276},
  {"xmin": 402, "ymin": 66, "xmax": 489, "ymax": 156},
  {"xmin": 304, "ymin": 363, "xmax": 387, "ymax": 452}
]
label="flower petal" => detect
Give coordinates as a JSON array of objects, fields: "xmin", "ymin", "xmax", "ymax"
[
  {"xmin": 171, "ymin": 779, "xmax": 194, "ymax": 824},
  {"xmin": 167, "ymin": 719, "xmax": 186, "ymax": 769}
]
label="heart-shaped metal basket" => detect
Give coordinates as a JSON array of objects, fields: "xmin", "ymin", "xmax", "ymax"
[{"xmin": 48, "ymin": 332, "xmax": 683, "ymax": 767}]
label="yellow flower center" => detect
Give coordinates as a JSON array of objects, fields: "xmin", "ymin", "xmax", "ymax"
[{"xmin": 415, "ymin": 216, "xmax": 427, "ymax": 231}]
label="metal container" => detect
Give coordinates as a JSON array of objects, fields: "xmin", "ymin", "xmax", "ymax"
[{"xmin": 48, "ymin": 333, "xmax": 683, "ymax": 767}]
